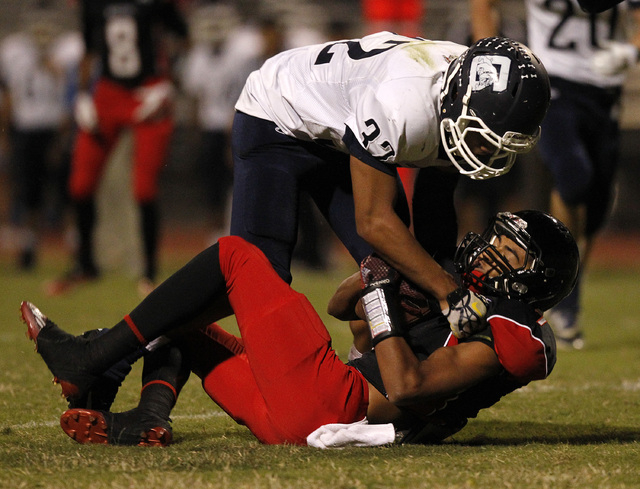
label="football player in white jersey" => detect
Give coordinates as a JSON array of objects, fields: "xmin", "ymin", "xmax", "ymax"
[
  {"xmin": 0, "ymin": 21, "xmax": 72, "ymax": 270},
  {"xmin": 471, "ymin": 0, "xmax": 640, "ymax": 349},
  {"xmin": 231, "ymin": 32, "xmax": 551, "ymax": 337}
]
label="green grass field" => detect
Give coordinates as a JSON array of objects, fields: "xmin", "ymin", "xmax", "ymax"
[{"xmin": 1, "ymin": 243, "xmax": 640, "ymax": 489}]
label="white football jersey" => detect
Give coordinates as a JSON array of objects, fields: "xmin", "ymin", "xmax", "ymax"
[
  {"xmin": 182, "ymin": 41, "xmax": 256, "ymax": 130},
  {"xmin": 0, "ymin": 32, "xmax": 66, "ymax": 130},
  {"xmin": 235, "ymin": 32, "xmax": 466, "ymax": 169},
  {"xmin": 525, "ymin": 0, "xmax": 639, "ymax": 87}
]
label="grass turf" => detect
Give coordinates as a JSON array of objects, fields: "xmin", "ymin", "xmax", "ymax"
[{"xmin": 1, "ymin": 244, "xmax": 639, "ymax": 489}]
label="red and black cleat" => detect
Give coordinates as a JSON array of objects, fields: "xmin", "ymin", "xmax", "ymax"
[
  {"xmin": 22, "ymin": 300, "xmax": 47, "ymax": 349},
  {"xmin": 21, "ymin": 301, "xmax": 97, "ymax": 403},
  {"xmin": 60, "ymin": 408, "xmax": 109, "ymax": 445},
  {"xmin": 60, "ymin": 408, "xmax": 172, "ymax": 447}
]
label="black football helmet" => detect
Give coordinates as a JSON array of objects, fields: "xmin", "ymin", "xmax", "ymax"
[
  {"xmin": 440, "ymin": 37, "xmax": 551, "ymax": 180},
  {"xmin": 453, "ymin": 211, "xmax": 579, "ymax": 311}
]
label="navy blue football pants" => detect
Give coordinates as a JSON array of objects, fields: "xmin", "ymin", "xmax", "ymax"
[
  {"xmin": 230, "ymin": 111, "xmax": 409, "ymax": 283},
  {"xmin": 538, "ymin": 77, "xmax": 621, "ymax": 237}
]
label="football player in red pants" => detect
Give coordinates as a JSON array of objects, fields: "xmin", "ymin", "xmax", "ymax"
[
  {"xmin": 23, "ymin": 211, "xmax": 578, "ymax": 447},
  {"xmin": 47, "ymin": 0, "xmax": 189, "ymax": 296}
]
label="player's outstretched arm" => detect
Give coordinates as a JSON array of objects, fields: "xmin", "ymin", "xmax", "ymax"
[{"xmin": 351, "ymin": 159, "xmax": 490, "ymax": 337}]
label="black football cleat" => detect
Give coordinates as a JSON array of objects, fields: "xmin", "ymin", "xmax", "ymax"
[
  {"xmin": 60, "ymin": 408, "xmax": 172, "ymax": 447},
  {"xmin": 66, "ymin": 328, "xmax": 134, "ymax": 412},
  {"xmin": 21, "ymin": 301, "xmax": 97, "ymax": 403}
]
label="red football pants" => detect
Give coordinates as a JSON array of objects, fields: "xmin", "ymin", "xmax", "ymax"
[
  {"xmin": 69, "ymin": 78, "xmax": 173, "ymax": 202},
  {"xmin": 189, "ymin": 236, "xmax": 369, "ymax": 445}
]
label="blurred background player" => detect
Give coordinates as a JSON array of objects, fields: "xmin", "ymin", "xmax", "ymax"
[
  {"xmin": 181, "ymin": 5, "xmax": 288, "ymax": 245},
  {"xmin": 182, "ymin": 4, "xmax": 331, "ymax": 269},
  {"xmin": 181, "ymin": 3, "xmax": 247, "ymax": 245},
  {"xmin": 361, "ymin": 0, "xmax": 424, "ymax": 36},
  {"xmin": 47, "ymin": 0, "xmax": 189, "ymax": 296},
  {"xmin": 470, "ymin": 0, "xmax": 640, "ymax": 349},
  {"xmin": 0, "ymin": 14, "xmax": 80, "ymax": 270}
]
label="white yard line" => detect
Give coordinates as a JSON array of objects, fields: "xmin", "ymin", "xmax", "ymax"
[
  {"xmin": 6, "ymin": 411, "xmax": 227, "ymax": 431},
  {"xmin": 514, "ymin": 378, "xmax": 640, "ymax": 394},
  {"xmin": 6, "ymin": 379, "xmax": 640, "ymax": 431}
]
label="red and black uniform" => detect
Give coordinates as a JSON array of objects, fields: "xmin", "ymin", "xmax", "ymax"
[
  {"xmin": 68, "ymin": 0, "xmax": 188, "ymax": 282},
  {"xmin": 81, "ymin": 0, "xmax": 187, "ymax": 88},
  {"xmin": 349, "ymin": 296, "xmax": 556, "ymax": 443},
  {"xmin": 183, "ymin": 236, "xmax": 369, "ymax": 445},
  {"xmin": 173, "ymin": 238, "xmax": 554, "ymax": 445},
  {"xmin": 49, "ymin": 236, "xmax": 556, "ymax": 446}
]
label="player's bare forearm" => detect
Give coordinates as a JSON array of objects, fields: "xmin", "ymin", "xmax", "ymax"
[
  {"xmin": 470, "ymin": 0, "xmax": 501, "ymax": 41},
  {"xmin": 327, "ymin": 272, "xmax": 363, "ymax": 321},
  {"xmin": 350, "ymin": 157, "xmax": 458, "ymax": 309},
  {"xmin": 374, "ymin": 337, "xmax": 501, "ymax": 405},
  {"xmin": 368, "ymin": 223, "xmax": 457, "ymax": 309}
]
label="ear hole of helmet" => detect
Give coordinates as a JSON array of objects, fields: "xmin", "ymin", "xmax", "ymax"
[
  {"xmin": 450, "ymin": 80, "xmax": 458, "ymax": 102},
  {"xmin": 510, "ymin": 80, "xmax": 520, "ymax": 98}
]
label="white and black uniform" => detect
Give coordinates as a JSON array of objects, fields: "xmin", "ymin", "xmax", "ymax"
[
  {"xmin": 236, "ymin": 32, "xmax": 465, "ymax": 169},
  {"xmin": 523, "ymin": 0, "xmax": 640, "ymax": 318},
  {"xmin": 526, "ymin": 0, "xmax": 633, "ymax": 87},
  {"xmin": 0, "ymin": 31, "xmax": 68, "ymax": 234},
  {"xmin": 231, "ymin": 32, "xmax": 466, "ymax": 282},
  {"xmin": 525, "ymin": 0, "xmax": 639, "ymax": 231}
]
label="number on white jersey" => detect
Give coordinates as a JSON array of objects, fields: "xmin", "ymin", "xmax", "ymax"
[{"xmin": 542, "ymin": 0, "xmax": 618, "ymax": 50}]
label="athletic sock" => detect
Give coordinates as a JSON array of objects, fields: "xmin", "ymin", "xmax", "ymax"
[
  {"xmin": 139, "ymin": 202, "xmax": 158, "ymax": 282},
  {"xmin": 87, "ymin": 320, "xmax": 146, "ymax": 373},
  {"xmin": 86, "ymin": 243, "xmax": 226, "ymax": 372},
  {"xmin": 74, "ymin": 198, "xmax": 98, "ymax": 273},
  {"xmin": 138, "ymin": 344, "xmax": 190, "ymax": 419},
  {"xmin": 127, "ymin": 241, "xmax": 226, "ymax": 341}
]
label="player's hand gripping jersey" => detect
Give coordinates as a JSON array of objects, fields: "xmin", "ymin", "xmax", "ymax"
[{"xmin": 236, "ymin": 32, "xmax": 466, "ymax": 170}]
